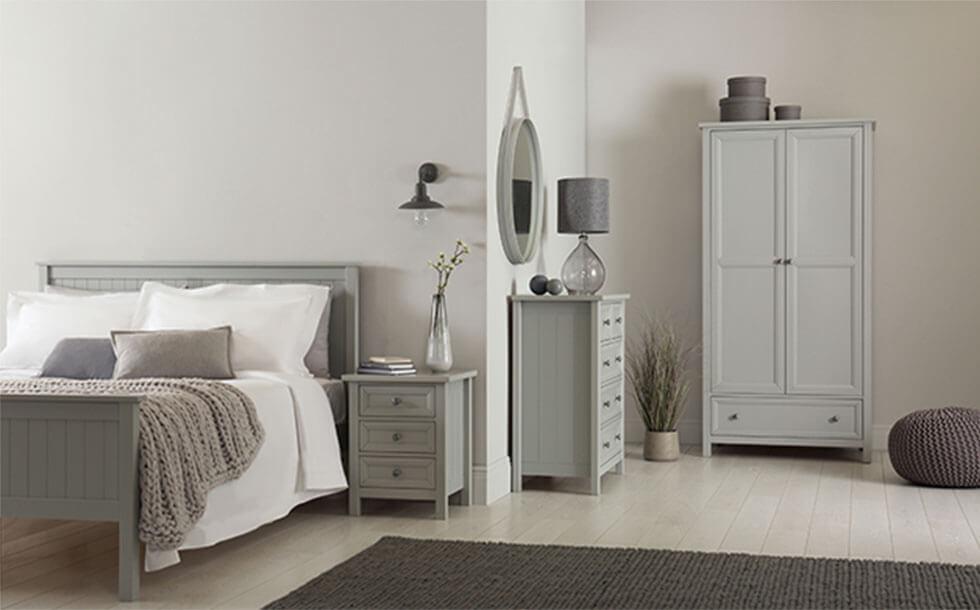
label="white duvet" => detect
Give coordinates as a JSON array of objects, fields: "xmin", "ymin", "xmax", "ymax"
[{"xmin": 0, "ymin": 369, "xmax": 348, "ymax": 571}]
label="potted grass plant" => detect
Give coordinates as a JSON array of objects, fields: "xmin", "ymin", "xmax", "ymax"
[{"xmin": 626, "ymin": 315, "xmax": 698, "ymax": 461}]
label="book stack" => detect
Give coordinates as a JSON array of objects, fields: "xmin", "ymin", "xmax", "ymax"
[{"xmin": 357, "ymin": 356, "xmax": 417, "ymax": 376}]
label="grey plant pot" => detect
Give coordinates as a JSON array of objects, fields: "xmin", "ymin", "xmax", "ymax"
[
  {"xmin": 643, "ymin": 430, "xmax": 680, "ymax": 461},
  {"xmin": 727, "ymin": 76, "xmax": 767, "ymax": 98}
]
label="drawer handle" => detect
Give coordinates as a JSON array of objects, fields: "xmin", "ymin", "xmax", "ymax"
[
  {"xmin": 392, "ymin": 432, "xmax": 403, "ymax": 442},
  {"xmin": 614, "ymin": 433, "xmax": 622, "ymax": 441},
  {"xmin": 603, "ymin": 360, "xmax": 611, "ymax": 367},
  {"xmin": 614, "ymin": 355, "xmax": 623, "ymax": 363},
  {"xmin": 603, "ymin": 319, "xmax": 611, "ymax": 326},
  {"xmin": 615, "ymin": 395, "xmax": 622, "ymax": 403},
  {"xmin": 603, "ymin": 400, "xmax": 611, "ymax": 408},
  {"xmin": 828, "ymin": 415, "xmax": 839, "ymax": 424},
  {"xmin": 603, "ymin": 441, "xmax": 611, "ymax": 449},
  {"xmin": 391, "ymin": 397, "xmax": 402, "ymax": 406},
  {"xmin": 392, "ymin": 467, "xmax": 402, "ymax": 478},
  {"xmin": 615, "ymin": 316, "xmax": 623, "ymax": 324},
  {"xmin": 728, "ymin": 413, "xmax": 739, "ymax": 421}
]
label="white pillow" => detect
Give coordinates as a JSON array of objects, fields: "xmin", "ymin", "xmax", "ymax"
[
  {"xmin": 0, "ymin": 291, "xmax": 139, "ymax": 369},
  {"xmin": 133, "ymin": 282, "xmax": 322, "ymax": 375}
]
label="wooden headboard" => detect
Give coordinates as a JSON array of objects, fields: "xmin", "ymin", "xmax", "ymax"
[{"xmin": 37, "ymin": 261, "xmax": 359, "ymax": 378}]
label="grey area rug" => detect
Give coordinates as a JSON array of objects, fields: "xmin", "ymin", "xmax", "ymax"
[{"xmin": 265, "ymin": 536, "xmax": 980, "ymax": 609}]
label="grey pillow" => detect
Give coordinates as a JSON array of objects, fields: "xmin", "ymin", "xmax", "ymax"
[
  {"xmin": 40, "ymin": 338, "xmax": 117, "ymax": 379},
  {"xmin": 304, "ymin": 296, "xmax": 332, "ymax": 378},
  {"xmin": 111, "ymin": 327, "xmax": 234, "ymax": 380}
]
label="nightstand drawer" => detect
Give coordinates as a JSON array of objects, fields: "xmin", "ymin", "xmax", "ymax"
[
  {"xmin": 600, "ymin": 417, "xmax": 624, "ymax": 465},
  {"xmin": 359, "ymin": 420, "xmax": 435, "ymax": 454},
  {"xmin": 359, "ymin": 385, "xmax": 435, "ymax": 418},
  {"xmin": 600, "ymin": 302, "xmax": 625, "ymax": 341},
  {"xmin": 359, "ymin": 456, "xmax": 436, "ymax": 490},
  {"xmin": 599, "ymin": 341, "xmax": 624, "ymax": 384},
  {"xmin": 600, "ymin": 380, "xmax": 624, "ymax": 425}
]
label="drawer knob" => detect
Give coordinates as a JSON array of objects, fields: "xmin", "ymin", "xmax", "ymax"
[
  {"xmin": 603, "ymin": 401, "xmax": 611, "ymax": 408},
  {"xmin": 392, "ymin": 467, "xmax": 402, "ymax": 478},
  {"xmin": 603, "ymin": 319, "xmax": 611, "ymax": 326},
  {"xmin": 603, "ymin": 360, "xmax": 611, "ymax": 367},
  {"xmin": 392, "ymin": 432, "xmax": 402, "ymax": 442},
  {"xmin": 728, "ymin": 413, "xmax": 739, "ymax": 421},
  {"xmin": 615, "ymin": 395, "xmax": 622, "ymax": 403},
  {"xmin": 615, "ymin": 355, "xmax": 623, "ymax": 363},
  {"xmin": 391, "ymin": 397, "xmax": 402, "ymax": 406},
  {"xmin": 603, "ymin": 441, "xmax": 611, "ymax": 449},
  {"xmin": 615, "ymin": 316, "xmax": 623, "ymax": 324},
  {"xmin": 615, "ymin": 433, "xmax": 622, "ymax": 441},
  {"xmin": 828, "ymin": 415, "xmax": 839, "ymax": 423}
]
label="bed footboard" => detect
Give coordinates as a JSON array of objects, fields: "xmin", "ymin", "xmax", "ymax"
[{"xmin": 1, "ymin": 395, "xmax": 141, "ymax": 601}]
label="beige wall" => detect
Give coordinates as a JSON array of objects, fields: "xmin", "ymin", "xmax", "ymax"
[
  {"xmin": 0, "ymin": 1, "xmax": 487, "ymax": 415},
  {"xmin": 586, "ymin": 1, "xmax": 980, "ymax": 444},
  {"xmin": 486, "ymin": 1, "xmax": 586, "ymax": 501}
]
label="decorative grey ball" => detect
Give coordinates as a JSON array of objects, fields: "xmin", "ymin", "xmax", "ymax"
[
  {"xmin": 529, "ymin": 275, "xmax": 548, "ymax": 295},
  {"xmin": 888, "ymin": 407, "xmax": 980, "ymax": 488},
  {"xmin": 546, "ymin": 278, "xmax": 564, "ymax": 295}
]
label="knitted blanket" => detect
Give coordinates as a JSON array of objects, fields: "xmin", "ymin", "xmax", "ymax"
[{"xmin": 0, "ymin": 378, "xmax": 265, "ymax": 551}]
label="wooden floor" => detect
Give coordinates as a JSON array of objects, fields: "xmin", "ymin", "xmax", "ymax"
[{"xmin": 2, "ymin": 445, "xmax": 979, "ymax": 609}]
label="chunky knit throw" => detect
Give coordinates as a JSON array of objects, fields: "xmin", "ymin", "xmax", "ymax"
[{"xmin": 0, "ymin": 378, "xmax": 265, "ymax": 550}]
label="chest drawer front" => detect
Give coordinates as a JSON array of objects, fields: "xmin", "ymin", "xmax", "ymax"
[
  {"xmin": 600, "ymin": 417, "xmax": 624, "ymax": 464},
  {"xmin": 600, "ymin": 380, "xmax": 624, "ymax": 425},
  {"xmin": 599, "ymin": 341, "xmax": 624, "ymax": 384},
  {"xmin": 359, "ymin": 420, "xmax": 436, "ymax": 454},
  {"xmin": 600, "ymin": 302, "xmax": 625, "ymax": 341},
  {"xmin": 359, "ymin": 456, "xmax": 436, "ymax": 490},
  {"xmin": 711, "ymin": 397, "xmax": 862, "ymax": 439},
  {"xmin": 359, "ymin": 385, "xmax": 435, "ymax": 418}
]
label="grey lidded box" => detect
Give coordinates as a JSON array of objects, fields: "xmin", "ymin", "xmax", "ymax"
[
  {"xmin": 720, "ymin": 96, "xmax": 770, "ymax": 121},
  {"xmin": 510, "ymin": 294, "xmax": 630, "ymax": 495}
]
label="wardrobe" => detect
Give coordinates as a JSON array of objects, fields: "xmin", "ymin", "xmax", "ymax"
[{"xmin": 700, "ymin": 119, "xmax": 874, "ymax": 462}]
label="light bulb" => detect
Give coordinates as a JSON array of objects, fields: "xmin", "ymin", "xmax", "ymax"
[{"xmin": 414, "ymin": 210, "xmax": 429, "ymax": 226}]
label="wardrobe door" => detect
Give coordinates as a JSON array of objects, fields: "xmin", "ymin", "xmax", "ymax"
[
  {"xmin": 786, "ymin": 128, "xmax": 863, "ymax": 395},
  {"xmin": 710, "ymin": 130, "xmax": 785, "ymax": 394}
]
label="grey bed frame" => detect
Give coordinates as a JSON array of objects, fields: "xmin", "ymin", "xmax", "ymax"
[{"xmin": 0, "ymin": 262, "xmax": 359, "ymax": 600}]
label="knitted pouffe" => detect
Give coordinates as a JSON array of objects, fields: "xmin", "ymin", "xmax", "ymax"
[{"xmin": 888, "ymin": 406, "xmax": 980, "ymax": 488}]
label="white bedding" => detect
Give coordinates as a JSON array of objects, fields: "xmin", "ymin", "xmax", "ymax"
[{"xmin": 0, "ymin": 368, "xmax": 348, "ymax": 571}]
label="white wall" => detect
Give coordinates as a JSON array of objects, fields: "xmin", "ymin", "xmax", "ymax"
[
  {"xmin": 0, "ymin": 1, "xmax": 487, "ymax": 398},
  {"xmin": 484, "ymin": 1, "xmax": 586, "ymax": 502},
  {"xmin": 586, "ymin": 1, "xmax": 980, "ymax": 444}
]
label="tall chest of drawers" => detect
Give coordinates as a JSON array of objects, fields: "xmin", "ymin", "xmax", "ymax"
[
  {"xmin": 343, "ymin": 370, "xmax": 475, "ymax": 519},
  {"xmin": 510, "ymin": 295, "xmax": 630, "ymax": 495}
]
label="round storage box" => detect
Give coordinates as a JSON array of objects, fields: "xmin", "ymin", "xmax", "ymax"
[
  {"xmin": 719, "ymin": 96, "xmax": 770, "ymax": 122},
  {"xmin": 727, "ymin": 76, "xmax": 767, "ymax": 98},
  {"xmin": 888, "ymin": 407, "xmax": 980, "ymax": 488},
  {"xmin": 775, "ymin": 105, "xmax": 802, "ymax": 120}
]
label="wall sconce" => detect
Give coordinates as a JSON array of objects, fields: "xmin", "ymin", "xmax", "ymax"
[{"xmin": 399, "ymin": 162, "xmax": 444, "ymax": 226}]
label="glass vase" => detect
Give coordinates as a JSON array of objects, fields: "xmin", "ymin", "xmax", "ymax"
[
  {"xmin": 425, "ymin": 293, "xmax": 453, "ymax": 372},
  {"xmin": 561, "ymin": 234, "xmax": 606, "ymax": 294}
]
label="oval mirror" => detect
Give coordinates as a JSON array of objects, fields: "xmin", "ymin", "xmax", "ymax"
[{"xmin": 496, "ymin": 118, "xmax": 543, "ymax": 264}]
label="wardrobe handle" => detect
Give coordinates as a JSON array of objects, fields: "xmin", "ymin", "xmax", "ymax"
[
  {"xmin": 784, "ymin": 258, "xmax": 793, "ymax": 265},
  {"xmin": 603, "ymin": 360, "xmax": 611, "ymax": 367},
  {"xmin": 774, "ymin": 257, "xmax": 783, "ymax": 265},
  {"xmin": 391, "ymin": 397, "xmax": 402, "ymax": 406},
  {"xmin": 603, "ymin": 319, "xmax": 611, "ymax": 326},
  {"xmin": 392, "ymin": 467, "xmax": 402, "ymax": 478},
  {"xmin": 615, "ymin": 356, "xmax": 623, "ymax": 363},
  {"xmin": 615, "ymin": 395, "xmax": 622, "ymax": 403},
  {"xmin": 615, "ymin": 433, "xmax": 622, "ymax": 441},
  {"xmin": 603, "ymin": 401, "xmax": 611, "ymax": 408},
  {"xmin": 603, "ymin": 441, "xmax": 611, "ymax": 449},
  {"xmin": 828, "ymin": 415, "xmax": 839, "ymax": 424},
  {"xmin": 728, "ymin": 413, "xmax": 739, "ymax": 421},
  {"xmin": 615, "ymin": 317, "xmax": 623, "ymax": 324},
  {"xmin": 392, "ymin": 432, "xmax": 402, "ymax": 442}
]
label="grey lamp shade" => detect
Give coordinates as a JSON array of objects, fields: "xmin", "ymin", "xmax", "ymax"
[{"xmin": 558, "ymin": 178, "xmax": 609, "ymax": 234}]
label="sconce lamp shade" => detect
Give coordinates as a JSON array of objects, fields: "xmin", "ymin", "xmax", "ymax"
[
  {"xmin": 399, "ymin": 162, "xmax": 444, "ymax": 225},
  {"xmin": 558, "ymin": 178, "xmax": 609, "ymax": 234}
]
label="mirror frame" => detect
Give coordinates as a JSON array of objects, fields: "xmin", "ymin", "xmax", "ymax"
[{"xmin": 496, "ymin": 117, "xmax": 544, "ymax": 264}]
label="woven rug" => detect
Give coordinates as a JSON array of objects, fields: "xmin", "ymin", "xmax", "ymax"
[{"xmin": 264, "ymin": 536, "xmax": 980, "ymax": 609}]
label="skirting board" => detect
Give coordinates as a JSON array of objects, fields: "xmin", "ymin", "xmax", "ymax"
[
  {"xmin": 473, "ymin": 456, "xmax": 510, "ymax": 506},
  {"xmin": 625, "ymin": 417, "xmax": 892, "ymax": 451}
]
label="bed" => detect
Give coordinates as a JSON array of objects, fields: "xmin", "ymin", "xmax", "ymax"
[{"xmin": 0, "ymin": 262, "xmax": 359, "ymax": 600}]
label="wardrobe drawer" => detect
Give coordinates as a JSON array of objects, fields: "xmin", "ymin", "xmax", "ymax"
[
  {"xmin": 358, "ymin": 456, "xmax": 436, "ymax": 490},
  {"xmin": 600, "ymin": 380, "xmax": 624, "ymax": 425},
  {"xmin": 359, "ymin": 420, "xmax": 435, "ymax": 454},
  {"xmin": 600, "ymin": 417, "xmax": 624, "ymax": 464},
  {"xmin": 599, "ymin": 341, "xmax": 624, "ymax": 384},
  {"xmin": 711, "ymin": 398, "xmax": 862, "ymax": 440},
  {"xmin": 359, "ymin": 385, "xmax": 434, "ymax": 418},
  {"xmin": 600, "ymin": 302, "xmax": 625, "ymax": 341}
]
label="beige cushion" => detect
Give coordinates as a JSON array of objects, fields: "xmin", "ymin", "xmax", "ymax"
[{"xmin": 111, "ymin": 327, "xmax": 234, "ymax": 379}]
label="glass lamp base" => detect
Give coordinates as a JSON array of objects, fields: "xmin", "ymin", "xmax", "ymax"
[{"xmin": 561, "ymin": 234, "xmax": 606, "ymax": 295}]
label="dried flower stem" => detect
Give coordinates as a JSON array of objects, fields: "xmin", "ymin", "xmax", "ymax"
[{"xmin": 427, "ymin": 239, "xmax": 470, "ymax": 296}]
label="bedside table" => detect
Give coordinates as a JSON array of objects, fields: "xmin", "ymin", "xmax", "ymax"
[{"xmin": 342, "ymin": 370, "xmax": 476, "ymax": 520}]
